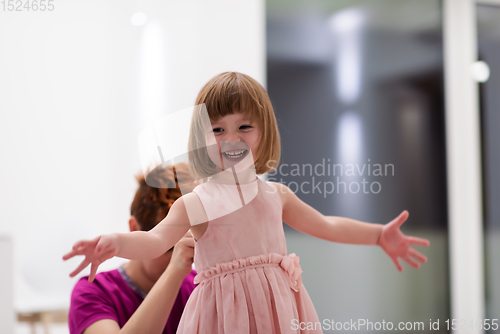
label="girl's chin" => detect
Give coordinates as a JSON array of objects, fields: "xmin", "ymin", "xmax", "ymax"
[
  {"xmin": 223, "ymin": 156, "xmax": 256, "ymax": 173},
  {"xmin": 210, "ymin": 158, "xmax": 256, "ymax": 173}
]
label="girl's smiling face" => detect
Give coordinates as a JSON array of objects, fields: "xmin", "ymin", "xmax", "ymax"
[{"xmin": 206, "ymin": 112, "xmax": 261, "ymax": 171}]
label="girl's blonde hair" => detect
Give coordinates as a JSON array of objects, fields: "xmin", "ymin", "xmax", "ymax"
[{"xmin": 188, "ymin": 72, "xmax": 280, "ymax": 179}]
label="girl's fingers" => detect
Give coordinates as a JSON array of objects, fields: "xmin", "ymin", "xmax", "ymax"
[
  {"xmin": 391, "ymin": 257, "xmax": 403, "ymax": 272},
  {"xmin": 407, "ymin": 236, "xmax": 430, "ymax": 247},
  {"xmin": 64, "ymin": 242, "xmax": 96, "ymax": 260},
  {"xmin": 70, "ymin": 258, "xmax": 90, "ymax": 277},
  {"xmin": 88, "ymin": 262, "xmax": 99, "ymax": 282},
  {"xmin": 73, "ymin": 237, "xmax": 99, "ymax": 250},
  {"xmin": 64, "ymin": 245, "xmax": 91, "ymax": 259},
  {"xmin": 393, "ymin": 210, "xmax": 409, "ymax": 227},
  {"xmin": 72, "ymin": 240, "xmax": 87, "ymax": 250},
  {"xmin": 402, "ymin": 255, "xmax": 420, "ymax": 269},
  {"xmin": 408, "ymin": 247, "xmax": 427, "ymax": 263},
  {"xmin": 62, "ymin": 250, "xmax": 76, "ymax": 261}
]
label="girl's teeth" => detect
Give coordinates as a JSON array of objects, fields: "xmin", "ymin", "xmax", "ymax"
[{"xmin": 224, "ymin": 150, "xmax": 246, "ymax": 158}]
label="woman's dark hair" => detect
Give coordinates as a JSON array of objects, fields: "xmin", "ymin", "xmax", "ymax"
[{"xmin": 130, "ymin": 163, "xmax": 193, "ymax": 232}]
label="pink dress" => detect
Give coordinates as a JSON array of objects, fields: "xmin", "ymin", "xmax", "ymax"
[{"xmin": 176, "ymin": 177, "xmax": 322, "ymax": 334}]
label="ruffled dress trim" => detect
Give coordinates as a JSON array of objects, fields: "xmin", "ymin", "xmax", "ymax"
[{"xmin": 194, "ymin": 252, "xmax": 303, "ymax": 292}]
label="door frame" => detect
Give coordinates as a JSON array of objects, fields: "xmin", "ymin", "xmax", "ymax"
[{"xmin": 443, "ymin": 0, "xmax": 496, "ymax": 331}]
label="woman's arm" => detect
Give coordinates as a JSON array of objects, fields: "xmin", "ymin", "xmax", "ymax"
[
  {"xmin": 271, "ymin": 182, "xmax": 429, "ymax": 271},
  {"xmin": 82, "ymin": 233, "xmax": 195, "ymax": 334},
  {"xmin": 83, "ymin": 264, "xmax": 184, "ymax": 334}
]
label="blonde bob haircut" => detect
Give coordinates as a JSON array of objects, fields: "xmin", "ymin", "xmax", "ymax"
[{"xmin": 188, "ymin": 72, "xmax": 281, "ymax": 179}]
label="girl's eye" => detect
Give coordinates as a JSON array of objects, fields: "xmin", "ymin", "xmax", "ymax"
[
  {"xmin": 240, "ymin": 125, "xmax": 253, "ymax": 130},
  {"xmin": 212, "ymin": 128, "xmax": 224, "ymax": 133}
]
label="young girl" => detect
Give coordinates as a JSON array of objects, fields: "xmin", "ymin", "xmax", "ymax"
[{"xmin": 64, "ymin": 72, "xmax": 430, "ymax": 334}]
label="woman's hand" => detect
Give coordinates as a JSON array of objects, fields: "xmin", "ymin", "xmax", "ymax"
[
  {"xmin": 62, "ymin": 234, "xmax": 119, "ymax": 282},
  {"xmin": 167, "ymin": 231, "xmax": 195, "ymax": 278},
  {"xmin": 377, "ymin": 211, "xmax": 430, "ymax": 272}
]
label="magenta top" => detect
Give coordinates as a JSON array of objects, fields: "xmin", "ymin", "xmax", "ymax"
[{"xmin": 69, "ymin": 267, "xmax": 197, "ymax": 334}]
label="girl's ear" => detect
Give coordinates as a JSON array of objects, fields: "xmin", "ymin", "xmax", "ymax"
[{"xmin": 129, "ymin": 216, "xmax": 141, "ymax": 232}]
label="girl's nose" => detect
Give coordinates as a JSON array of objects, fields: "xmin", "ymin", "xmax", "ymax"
[{"xmin": 224, "ymin": 132, "xmax": 241, "ymax": 142}]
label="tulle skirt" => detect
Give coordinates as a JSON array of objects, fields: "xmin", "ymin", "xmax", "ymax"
[{"xmin": 176, "ymin": 253, "xmax": 323, "ymax": 334}]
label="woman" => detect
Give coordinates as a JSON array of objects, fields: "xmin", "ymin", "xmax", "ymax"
[{"xmin": 68, "ymin": 164, "xmax": 197, "ymax": 334}]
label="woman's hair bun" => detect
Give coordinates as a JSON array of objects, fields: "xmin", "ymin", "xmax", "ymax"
[{"xmin": 130, "ymin": 163, "xmax": 194, "ymax": 231}]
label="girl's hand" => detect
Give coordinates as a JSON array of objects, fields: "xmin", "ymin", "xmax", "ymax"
[
  {"xmin": 377, "ymin": 211, "xmax": 430, "ymax": 272},
  {"xmin": 62, "ymin": 234, "xmax": 119, "ymax": 282}
]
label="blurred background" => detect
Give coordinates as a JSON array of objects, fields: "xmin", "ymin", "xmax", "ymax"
[
  {"xmin": 268, "ymin": 0, "xmax": 448, "ymax": 330},
  {"xmin": 0, "ymin": 0, "xmax": 497, "ymax": 333}
]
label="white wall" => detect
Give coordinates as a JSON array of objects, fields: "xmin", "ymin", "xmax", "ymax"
[
  {"xmin": 0, "ymin": 236, "xmax": 14, "ymax": 334},
  {"xmin": 0, "ymin": 0, "xmax": 264, "ymax": 312}
]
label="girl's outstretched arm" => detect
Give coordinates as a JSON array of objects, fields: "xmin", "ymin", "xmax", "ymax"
[
  {"xmin": 271, "ymin": 182, "xmax": 429, "ymax": 271},
  {"xmin": 114, "ymin": 197, "xmax": 192, "ymax": 259},
  {"xmin": 63, "ymin": 196, "xmax": 192, "ymax": 281}
]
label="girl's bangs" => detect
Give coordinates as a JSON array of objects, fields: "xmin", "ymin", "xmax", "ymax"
[{"xmin": 205, "ymin": 78, "xmax": 263, "ymax": 124}]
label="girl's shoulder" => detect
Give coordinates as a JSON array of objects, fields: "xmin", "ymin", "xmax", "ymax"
[
  {"xmin": 180, "ymin": 191, "xmax": 208, "ymax": 226},
  {"xmin": 263, "ymin": 180, "xmax": 285, "ymax": 194},
  {"xmin": 264, "ymin": 180, "xmax": 280, "ymax": 189},
  {"xmin": 262, "ymin": 181, "xmax": 294, "ymax": 209}
]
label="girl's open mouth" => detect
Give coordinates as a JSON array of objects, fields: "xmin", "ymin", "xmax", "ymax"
[{"xmin": 222, "ymin": 149, "xmax": 248, "ymax": 160}]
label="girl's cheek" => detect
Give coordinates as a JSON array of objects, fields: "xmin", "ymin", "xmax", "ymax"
[{"xmin": 205, "ymin": 136, "xmax": 217, "ymax": 146}]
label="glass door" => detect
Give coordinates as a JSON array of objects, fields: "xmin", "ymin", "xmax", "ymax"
[{"xmin": 267, "ymin": 1, "xmax": 449, "ymax": 331}]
